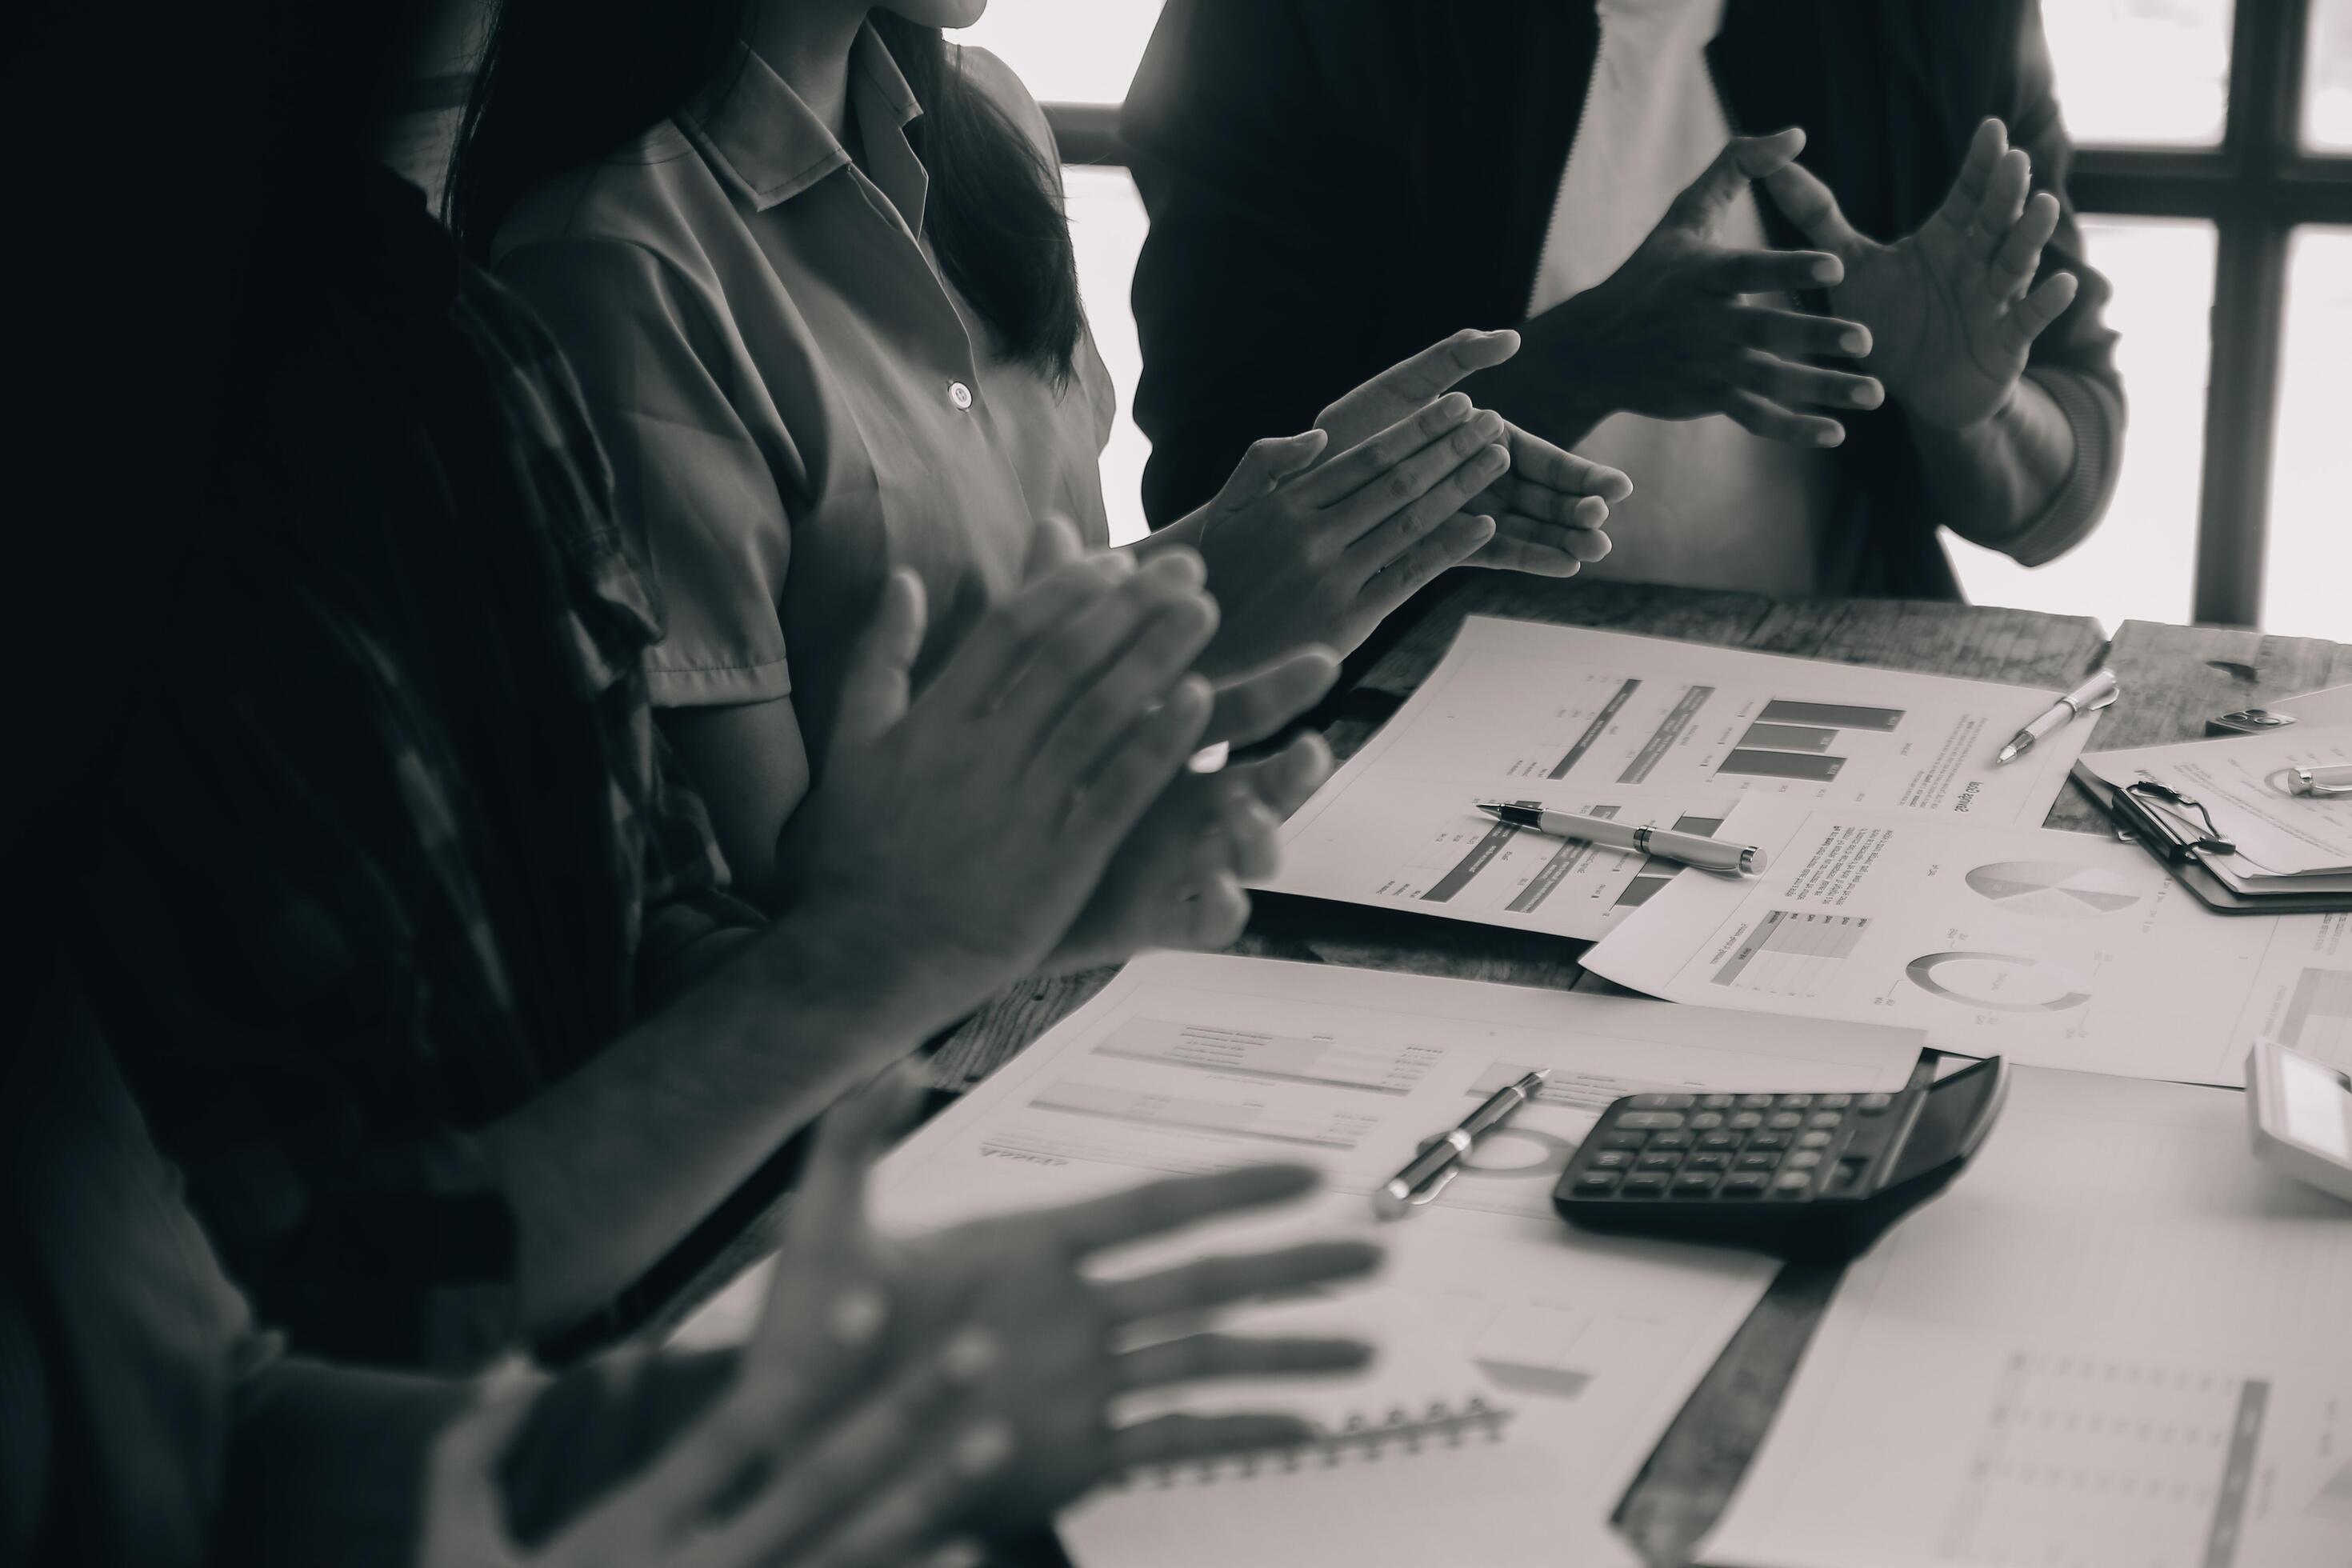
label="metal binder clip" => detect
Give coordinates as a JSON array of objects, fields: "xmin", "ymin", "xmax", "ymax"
[{"xmin": 2115, "ymin": 781, "xmax": 2237, "ymax": 863}]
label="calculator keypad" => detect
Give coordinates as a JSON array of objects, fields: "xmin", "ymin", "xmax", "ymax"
[{"xmin": 1568, "ymin": 1090, "xmax": 1898, "ymax": 1203}]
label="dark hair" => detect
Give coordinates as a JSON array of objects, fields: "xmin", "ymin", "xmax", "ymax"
[{"xmin": 449, "ymin": 2, "xmax": 1082, "ymax": 378}]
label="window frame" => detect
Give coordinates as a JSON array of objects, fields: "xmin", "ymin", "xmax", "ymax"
[{"xmin": 1044, "ymin": 0, "xmax": 2352, "ymax": 626}]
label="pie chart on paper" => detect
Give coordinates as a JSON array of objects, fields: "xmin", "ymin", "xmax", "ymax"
[{"xmin": 1964, "ymin": 860, "xmax": 2143, "ymax": 920}]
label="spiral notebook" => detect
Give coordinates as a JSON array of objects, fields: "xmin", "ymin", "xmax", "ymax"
[{"xmin": 1058, "ymin": 1290, "xmax": 1638, "ymax": 1568}]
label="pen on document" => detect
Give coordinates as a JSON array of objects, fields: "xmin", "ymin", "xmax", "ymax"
[
  {"xmin": 1996, "ymin": 668, "xmax": 2119, "ymax": 765},
  {"xmin": 2288, "ymin": 763, "xmax": 2352, "ymax": 798},
  {"xmin": 1374, "ymin": 1070, "xmax": 1546, "ymax": 1219},
  {"xmin": 1472, "ymin": 800, "xmax": 1769, "ymax": 875}
]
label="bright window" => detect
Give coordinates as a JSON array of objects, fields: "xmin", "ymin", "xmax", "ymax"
[
  {"xmin": 953, "ymin": 1, "xmax": 1166, "ymax": 105},
  {"xmin": 2309, "ymin": 0, "xmax": 2352, "ymax": 150},
  {"xmin": 2042, "ymin": 0, "xmax": 2233, "ymax": 147},
  {"xmin": 2262, "ymin": 226, "xmax": 2352, "ymax": 638},
  {"xmin": 1063, "ymin": 166, "xmax": 1155, "ymax": 546},
  {"xmin": 1947, "ymin": 218, "xmax": 2218, "ymax": 634}
]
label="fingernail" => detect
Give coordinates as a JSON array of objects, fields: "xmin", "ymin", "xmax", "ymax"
[
  {"xmin": 1852, "ymin": 382, "xmax": 1884, "ymax": 409},
  {"xmin": 942, "ymin": 1328, "xmax": 999, "ymax": 1381},
  {"xmin": 953, "ymin": 1422, "xmax": 1014, "ymax": 1476},
  {"xmin": 1810, "ymin": 258, "xmax": 1842, "ymax": 286},
  {"xmin": 1438, "ymin": 391, "xmax": 1474, "ymax": 418},
  {"xmin": 830, "ymin": 1287, "xmax": 888, "ymax": 1346},
  {"xmin": 1840, "ymin": 330, "xmax": 1870, "ymax": 355},
  {"xmin": 1815, "ymin": 426, "xmax": 1846, "ymax": 447}
]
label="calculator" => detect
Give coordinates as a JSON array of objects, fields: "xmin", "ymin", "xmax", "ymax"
[{"xmin": 1553, "ymin": 1057, "xmax": 2008, "ymax": 1262}]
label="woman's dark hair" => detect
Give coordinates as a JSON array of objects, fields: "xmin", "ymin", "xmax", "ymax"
[{"xmin": 448, "ymin": 3, "xmax": 1082, "ymax": 379}]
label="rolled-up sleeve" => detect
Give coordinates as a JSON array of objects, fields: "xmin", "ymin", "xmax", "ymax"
[{"xmin": 498, "ymin": 238, "xmax": 798, "ymax": 708}]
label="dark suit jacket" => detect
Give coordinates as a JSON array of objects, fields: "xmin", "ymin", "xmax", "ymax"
[{"xmin": 1122, "ymin": 0, "xmax": 2125, "ymax": 600}]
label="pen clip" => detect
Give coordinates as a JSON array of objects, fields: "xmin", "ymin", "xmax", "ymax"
[{"xmin": 1401, "ymin": 1162, "xmax": 1462, "ymax": 1206}]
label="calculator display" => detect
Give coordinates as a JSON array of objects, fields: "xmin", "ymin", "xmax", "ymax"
[{"xmin": 2278, "ymin": 1049, "xmax": 2352, "ymax": 1160}]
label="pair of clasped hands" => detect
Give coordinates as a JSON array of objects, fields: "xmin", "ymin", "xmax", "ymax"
[{"xmin": 431, "ymin": 116, "xmax": 2085, "ymax": 1566}]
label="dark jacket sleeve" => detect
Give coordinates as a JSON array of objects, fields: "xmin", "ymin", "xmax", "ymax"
[
  {"xmin": 1123, "ymin": 0, "xmax": 1391, "ymax": 527},
  {"xmin": 1984, "ymin": 0, "xmax": 2127, "ymax": 566}
]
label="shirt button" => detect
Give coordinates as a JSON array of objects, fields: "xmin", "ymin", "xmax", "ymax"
[{"xmin": 948, "ymin": 380, "xmax": 973, "ymax": 410}]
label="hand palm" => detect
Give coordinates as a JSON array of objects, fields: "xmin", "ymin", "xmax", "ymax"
[{"xmin": 1830, "ymin": 219, "xmax": 2024, "ymax": 430}]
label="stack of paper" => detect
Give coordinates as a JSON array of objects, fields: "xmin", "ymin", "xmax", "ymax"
[
  {"xmin": 1700, "ymin": 1066, "xmax": 2352, "ymax": 1568},
  {"xmin": 1258, "ymin": 616, "xmax": 2103, "ymax": 942},
  {"xmin": 1580, "ymin": 802, "xmax": 2352, "ymax": 1087},
  {"xmin": 860, "ymin": 954, "xmax": 1924, "ymax": 1564},
  {"xmin": 2081, "ymin": 725, "xmax": 2352, "ymax": 898}
]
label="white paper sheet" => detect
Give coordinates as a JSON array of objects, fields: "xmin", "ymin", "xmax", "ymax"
[
  {"xmin": 1058, "ymin": 1287, "xmax": 1640, "ymax": 1568},
  {"xmin": 2269, "ymin": 682, "xmax": 2352, "ymax": 727},
  {"xmin": 1582, "ymin": 803, "xmax": 2352, "ymax": 1087},
  {"xmin": 1702, "ymin": 1066, "xmax": 2352, "ymax": 1568},
  {"xmin": 2084, "ymin": 724, "xmax": 2352, "ymax": 879},
  {"xmin": 858, "ymin": 954, "xmax": 1922, "ymax": 1534},
  {"xmin": 1258, "ymin": 617, "xmax": 2098, "ymax": 941}
]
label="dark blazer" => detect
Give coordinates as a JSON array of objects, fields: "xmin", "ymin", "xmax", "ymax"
[{"xmin": 1122, "ymin": 0, "xmax": 2126, "ymax": 600}]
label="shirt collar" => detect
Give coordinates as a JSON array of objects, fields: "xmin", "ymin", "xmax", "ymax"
[{"xmin": 682, "ymin": 23, "xmax": 927, "ymax": 222}]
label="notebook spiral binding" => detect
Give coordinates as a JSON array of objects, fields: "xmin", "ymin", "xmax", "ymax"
[{"xmin": 1111, "ymin": 1398, "xmax": 1516, "ymax": 1490}]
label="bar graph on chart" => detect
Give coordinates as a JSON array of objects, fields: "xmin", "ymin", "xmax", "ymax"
[
  {"xmin": 1710, "ymin": 911, "xmax": 1870, "ymax": 998},
  {"xmin": 1939, "ymin": 1352, "xmax": 2270, "ymax": 1568},
  {"xmin": 1092, "ymin": 1018, "xmax": 1446, "ymax": 1096},
  {"xmin": 1715, "ymin": 699, "xmax": 1908, "ymax": 784}
]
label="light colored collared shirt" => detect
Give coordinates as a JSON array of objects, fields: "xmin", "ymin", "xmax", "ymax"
[
  {"xmin": 1527, "ymin": 0, "xmax": 1837, "ymax": 598},
  {"xmin": 494, "ymin": 26, "xmax": 1114, "ymax": 760}
]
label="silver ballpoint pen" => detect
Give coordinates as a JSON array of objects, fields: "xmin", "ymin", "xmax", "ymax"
[
  {"xmin": 1374, "ymin": 1070, "xmax": 1546, "ymax": 1218},
  {"xmin": 1997, "ymin": 668, "xmax": 2119, "ymax": 765}
]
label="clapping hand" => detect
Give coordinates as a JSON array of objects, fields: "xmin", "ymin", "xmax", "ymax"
[
  {"xmin": 1313, "ymin": 328, "xmax": 1633, "ymax": 576},
  {"xmin": 781, "ymin": 1070, "xmax": 1385, "ymax": 1530},
  {"xmin": 1762, "ymin": 118, "xmax": 2081, "ymax": 431},
  {"xmin": 1528, "ymin": 128, "xmax": 1884, "ymax": 447}
]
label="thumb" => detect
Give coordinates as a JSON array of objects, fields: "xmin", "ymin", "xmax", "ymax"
[
  {"xmin": 1668, "ymin": 128, "xmax": 1806, "ymax": 232},
  {"xmin": 1210, "ymin": 430, "xmax": 1328, "ymax": 515},
  {"xmin": 832, "ymin": 570, "xmax": 927, "ymax": 747}
]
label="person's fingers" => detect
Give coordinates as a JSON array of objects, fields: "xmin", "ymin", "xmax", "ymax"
[
  {"xmin": 1756, "ymin": 158, "xmax": 1864, "ymax": 259},
  {"xmin": 939, "ymin": 551, "xmax": 1135, "ymax": 706},
  {"xmin": 1733, "ymin": 351, "xmax": 1884, "ymax": 413},
  {"xmin": 1722, "ymin": 388, "xmax": 1846, "ymax": 447},
  {"xmin": 1989, "ymin": 190, "xmax": 2061, "ymax": 301},
  {"xmin": 1736, "ymin": 304, "xmax": 1872, "ymax": 361},
  {"xmin": 786, "ymin": 1421, "xmax": 1014, "ymax": 1568},
  {"xmin": 1231, "ymin": 732, "xmax": 1332, "ymax": 826},
  {"xmin": 1668, "ymin": 128, "xmax": 1806, "ymax": 233},
  {"xmin": 828, "ymin": 570, "xmax": 928, "ymax": 748},
  {"xmin": 1114, "ymin": 1333, "xmax": 1374, "ymax": 1394},
  {"xmin": 1109, "ymin": 1412, "xmax": 1322, "ymax": 1474},
  {"xmin": 1018, "ymin": 513, "xmax": 1085, "ymax": 583},
  {"xmin": 1699, "ymin": 244, "xmax": 1846, "ymax": 297},
  {"xmin": 1968, "ymin": 146, "xmax": 2032, "ymax": 263},
  {"xmin": 1045, "ymin": 1164, "xmax": 1324, "ymax": 1254},
  {"xmin": 1171, "ymin": 872, "xmax": 1253, "ymax": 951},
  {"xmin": 1498, "ymin": 426, "xmax": 1634, "ymax": 505},
  {"xmin": 1288, "ymin": 393, "xmax": 1478, "ymax": 509},
  {"xmin": 1338, "ymin": 437, "xmax": 1510, "ymax": 564},
  {"xmin": 1094, "ymin": 1239, "xmax": 1385, "ymax": 1324},
  {"xmin": 1029, "ymin": 570, "xmax": 1222, "ymax": 794},
  {"xmin": 1201, "ymin": 648, "xmax": 1342, "ymax": 750},
  {"xmin": 2006, "ymin": 270, "xmax": 2080, "ymax": 350},
  {"xmin": 783, "ymin": 1062, "xmax": 925, "ymax": 1258},
  {"xmin": 1206, "ymin": 431, "xmax": 1330, "ymax": 518},
  {"xmin": 1934, "ymin": 117, "xmax": 2008, "ymax": 235},
  {"xmin": 992, "ymin": 549, "xmax": 1204, "ymax": 737},
  {"xmin": 1316, "ymin": 327, "xmax": 1521, "ymax": 429},
  {"xmin": 1471, "ymin": 512, "xmax": 1612, "ymax": 576},
  {"xmin": 1357, "ymin": 513, "xmax": 1496, "ymax": 618},
  {"xmin": 1223, "ymin": 797, "xmax": 1285, "ymax": 884},
  {"xmin": 1064, "ymin": 675, "xmax": 1215, "ymax": 845},
  {"xmin": 679, "ymin": 1336, "xmax": 1006, "ymax": 1568}
]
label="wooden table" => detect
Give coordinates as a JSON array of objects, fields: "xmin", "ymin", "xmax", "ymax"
[{"xmin": 686, "ymin": 574, "xmax": 2352, "ymax": 1566}]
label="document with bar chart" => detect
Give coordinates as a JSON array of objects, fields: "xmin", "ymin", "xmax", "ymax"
[
  {"xmin": 1702, "ymin": 1066, "xmax": 2352, "ymax": 1568},
  {"xmin": 853, "ymin": 953, "xmax": 1922, "ymax": 1523},
  {"xmin": 1258, "ymin": 617, "xmax": 2096, "ymax": 940},
  {"xmin": 1584, "ymin": 802, "xmax": 2352, "ymax": 1086}
]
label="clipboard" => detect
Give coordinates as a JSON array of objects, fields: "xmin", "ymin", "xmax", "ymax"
[{"xmin": 2070, "ymin": 762, "xmax": 2352, "ymax": 915}]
